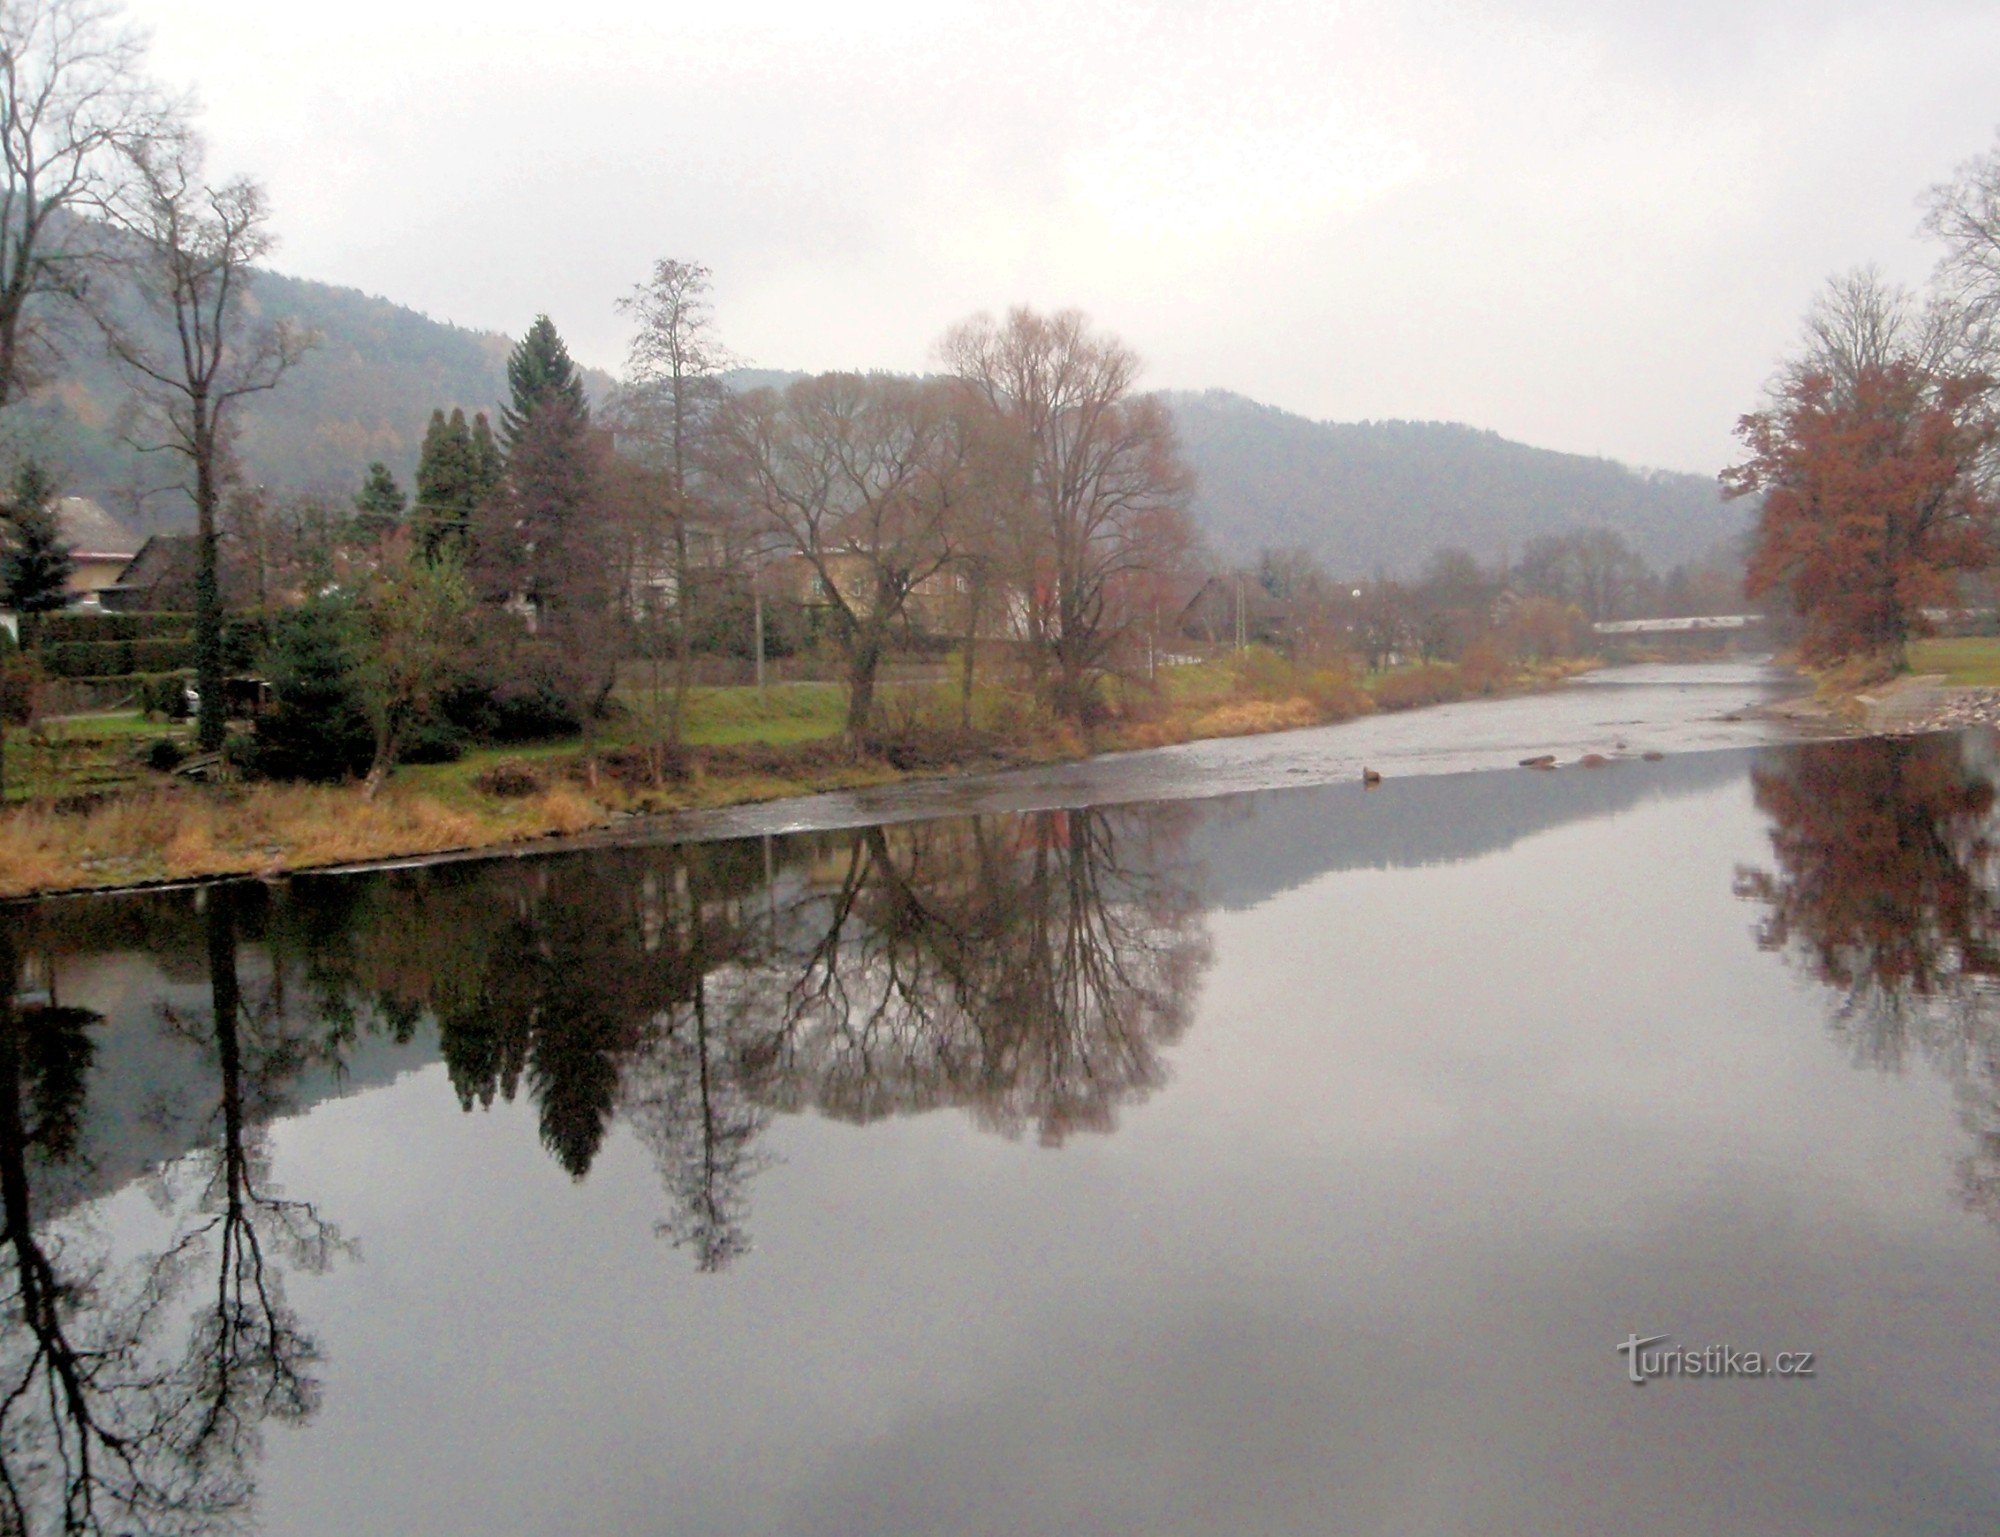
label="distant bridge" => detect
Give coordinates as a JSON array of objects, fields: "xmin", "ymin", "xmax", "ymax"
[{"xmin": 1591, "ymin": 615, "xmax": 1756, "ymax": 635}]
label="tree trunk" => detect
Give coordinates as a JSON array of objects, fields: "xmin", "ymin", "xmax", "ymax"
[
  {"xmin": 669, "ymin": 516, "xmax": 692, "ymax": 749},
  {"xmin": 959, "ymin": 574, "xmax": 983, "ymax": 732},
  {"xmin": 845, "ymin": 628, "xmax": 883, "ymax": 739},
  {"xmin": 193, "ymin": 416, "xmax": 226, "ymax": 754}
]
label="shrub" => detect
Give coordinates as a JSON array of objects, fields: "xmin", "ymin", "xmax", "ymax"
[
  {"xmin": 398, "ymin": 720, "xmax": 468, "ymax": 765},
  {"xmin": 1372, "ymin": 663, "xmax": 1461, "ymax": 711},
  {"xmin": 135, "ymin": 673, "xmax": 192, "ymax": 719},
  {"xmin": 1230, "ymin": 646, "xmax": 1298, "ymax": 701},
  {"xmin": 1457, "ymin": 638, "xmax": 1511, "ymax": 695},
  {"xmin": 249, "ymin": 599, "xmax": 373, "ymax": 781},
  {"xmin": 1302, "ymin": 663, "xmax": 1374, "ymax": 720},
  {"xmin": 144, "ymin": 737, "xmax": 185, "ymax": 773},
  {"xmin": 0, "ymin": 652, "xmax": 39, "ymax": 727},
  {"xmin": 473, "ymin": 759, "xmax": 547, "ymax": 797}
]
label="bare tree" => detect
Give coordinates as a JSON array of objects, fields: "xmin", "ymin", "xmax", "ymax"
[
  {"xmin": 1927, "ymin": 131, "xmax": 2000, "ymax": 367},
  {"xmin": 941, "ymin": 307, "xmax": 1194, "ymax": 721},
  {"xmin": 1792, "ymin": 266, "xmax": 1962, "ymax": 401},
  {"xmin": 0, "ymin": 0, "xmax": 176, "ymax": 409},
  {"xmin": 98, "ymin": 139, "xmax": 311, "ymax": 751},
  {"xmin": 717, "ymin": 373, "xmax": 969, "ymax": 737},
  {"xmin": 615, "ymin": 259, "xmax": 734, "ymax": 762}
]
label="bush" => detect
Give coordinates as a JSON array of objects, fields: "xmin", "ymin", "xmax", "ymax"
[
  {"xmin": 1456, "ymin": 637, "xmax": 1511, "ymax": 696},
  {"xmin": 1230, "ymin": 646, "xmax": 1299, "ymax": 701},
  {"xmin": 1372, "ymin": 663, "xmax": 1462, "ymax": 711},
  {"xmin": 144, "ymin": 737, "xmax": 185, "ymax": 773},
  {"xmin": 1301, "ymin": 663, "xmax": 1374, "ymax": 720},
  {"xmin": 398, "ymin": 720, "xmax": 468, "ymax": 765},
  {"xmin": 0, "ymin": 652, "xmax": 39, "ymax": 727},
  {"xmin": 248, "ymin": 599, "xmax": 373, "ymax": 781},
  {"xmin": 135, "ymin": 673, "xmax": 192, "ymax": 719},
  {"xmin": 473, "ymin": 759, "xmax": 547, "ymax": 797}
]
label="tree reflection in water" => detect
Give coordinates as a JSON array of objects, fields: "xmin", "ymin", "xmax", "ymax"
[
  {"xmin": 355, "ymin": 805, "xmax": 1210, "ymax": 1265},
  {"xmin": 403, "ymin": 807, "xmax": 1209, "ymax": 1265},
  {"xmin": 0, "ymin": 798, "xmax": 1212, "ymax": 1520},
  {"xmin": 748, "ymin": 809, "xmax": 1210, "ymax": 1145},
  {"xmin": 0, "ymin": 885, "xmax": 343, "ymax": 1535},
  {"xmin": 1737, "ymin": 732, "xmax": 2000, "ymax": 1218}
]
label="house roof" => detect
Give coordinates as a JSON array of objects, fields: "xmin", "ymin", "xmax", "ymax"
[{"xmin": 56, "ymin": 497, "xmax": 139, "ymax": 559}]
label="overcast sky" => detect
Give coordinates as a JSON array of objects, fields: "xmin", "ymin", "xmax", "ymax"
[{"xmin": 122, "ymin": 0, "xmax": 2000, "ymax": 475}]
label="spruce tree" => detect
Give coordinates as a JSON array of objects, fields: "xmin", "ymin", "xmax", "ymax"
[
  {"xmin": 353, "ymin": 461, "xmax": 408, "ymax": 541},
  {"xmin": 470, "ymin": 411, "xmax": 505, "ymax": 505},
  {"xmin": 501, "ymin": 315, "xmax": 589, "ymax": 449},
  {"xmin": 414, "ymin": 407, "xmax": 476, "ymax": 557},
  {"xmin": 0, "ymin": 461, "xmax": 73, "ymax": 620}
]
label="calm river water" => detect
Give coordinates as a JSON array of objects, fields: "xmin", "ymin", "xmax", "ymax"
[{"xmin": 4, "ymin": 680, "xmax": 1998, "ymax": 1534}]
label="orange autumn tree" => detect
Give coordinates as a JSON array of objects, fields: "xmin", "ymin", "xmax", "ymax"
[{"xmin": 1724, "ymin": 354, "xmax": 2000, "ymax": 667}]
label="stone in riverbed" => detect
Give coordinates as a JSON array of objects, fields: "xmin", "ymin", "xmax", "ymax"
[{"xmin": 1519, "ymin": 754, "xmax": 1557, "ymax": 769}]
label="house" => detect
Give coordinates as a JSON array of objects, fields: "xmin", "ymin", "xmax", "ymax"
[
  {"xmin": 54, "ymin": 498, "xmax": 141, "ymax": 609},
  {"xmin": 769, "ymin": 552, "xmax": 993, "ymax": 639},
  {"xmin": 100, "ymin": 534, "xmax": 200, "ymax": 613}
]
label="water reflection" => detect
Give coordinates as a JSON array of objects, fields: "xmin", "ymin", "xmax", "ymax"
[
  {"xmin": 0, "ymin": 892, "xmax": 342, "ymax": 1535},
  {"xmin": 1737, "ymin": 731, "xmax": 2000, "ymax": 1219}
]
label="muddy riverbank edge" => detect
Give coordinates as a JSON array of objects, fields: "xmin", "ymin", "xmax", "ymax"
[{"xmin": 4, "ymin": 659, "xmax": 1845, "ymax": 902}]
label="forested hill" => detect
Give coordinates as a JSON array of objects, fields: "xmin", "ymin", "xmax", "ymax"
[
  {"xmin": 1164, "ymin": 390, "xmax": 1745, "ymax": 577},
  {"xmin": 5, "ymin": 260, "xmax": 1744, "ymax": 571},
  {"xmin": 3, "ymin": 269, "xmax": 613, "ymax": 532}
]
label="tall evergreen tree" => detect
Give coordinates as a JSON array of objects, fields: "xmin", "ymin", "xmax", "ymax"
[
  {"xmin": 353, "ymin": 461, "xmax": 408, "ymax": 541},
  {"xmin": 415, "ymin": 407, "xmax": 477, "ymax": 557},
  {"xmin": 0, "ymin": 461, "xmax": 73, "ymax": 620},
  {"xmin": 470, "ymin": 411, "xmax": 506, "ymax": 505},
  {"xmin": 502, "ymin": 315, "xmax": 589, "ymax": 449}
]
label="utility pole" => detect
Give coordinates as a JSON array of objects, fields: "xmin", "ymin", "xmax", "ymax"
[{"xmin": 752, "ymin": 584, "xmax": 766, "ymax": 695}]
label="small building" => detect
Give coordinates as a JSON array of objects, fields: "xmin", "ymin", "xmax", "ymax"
[
  {"xmin": 101, "ymin": 534, "xmax": 200, "ymax": 614},
  {"xmin": 54, "ymin": 498, "xmax": 140, "ymax": 609}
]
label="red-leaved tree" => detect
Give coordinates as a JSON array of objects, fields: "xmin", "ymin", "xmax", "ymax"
[{"xmin": 1724, "ymin": 359, "xmax": 2000, "ymax": 665}]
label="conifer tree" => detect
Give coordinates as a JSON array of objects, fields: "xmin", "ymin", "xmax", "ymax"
[
  {"xmin": 353, "ymin": 461, "xmax": 407, "ymax": 541},
  {"xmin": 470, "ymin": 411, "xmax": 505, "ymax": 505},
  {"xmin": 502, "ymin": 315, "xmax": 589, "ymax": 449},
  {"xmin": 415, "ymin": 407, "xmax": 476, "ymax": 557},
  {"xmin": 0, "ymin": 460, "xmax": 73, "ymax": 620}
]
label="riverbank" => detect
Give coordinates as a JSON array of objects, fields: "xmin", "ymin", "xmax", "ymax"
[
  {"xmin": 1754, "ymin": 637, "xmax": 2000, "ymax": 736},
  {"xmin": 0, "ymin": 654, "xmax": 1598, "ymax": 899}
]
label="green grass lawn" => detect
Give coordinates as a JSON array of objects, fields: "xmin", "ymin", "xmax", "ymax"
[
  {"xmin": 1906, "ymin": 637, "xmax": 2000, "ymax": 686},
  {"xmin": 2, "ymin": 710, "xmax": 190, "ymax": 801}
]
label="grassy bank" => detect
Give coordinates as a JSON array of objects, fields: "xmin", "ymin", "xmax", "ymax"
[
  {"xmin": 0, "ymin": 650, "xmax": 1595, "ymax": 899},
  {"xmin": 1905, "ymin": 636, "xmax": 2000, "ymax": 687}
]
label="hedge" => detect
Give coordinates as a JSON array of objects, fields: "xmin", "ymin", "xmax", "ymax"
[
  {"xmin": 39, "ymin": 637, "xmax": 195, "ymax": 678},
  {"xmin": 38, "ymin": 612, "xmax": 194, "ymax": 644}
]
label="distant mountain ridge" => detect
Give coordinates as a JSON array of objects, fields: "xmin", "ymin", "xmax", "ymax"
[
  {"xmin": 4, "ymin": 263, "xmax": 1743, "ymax": 571},
  {"xmin": 1164, "ymin": 390, "xmax": 1744, "ymax": 578}
]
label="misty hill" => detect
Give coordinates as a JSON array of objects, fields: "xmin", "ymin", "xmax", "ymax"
[
  {"xmin": 1165, "ymin": 390, "xmax": 1745, "ymax": 577},
  {"xmin": 4, "ymin": 260, "xmax": 1745, "ymax": 573},
  {"xmin": 4, "ymin": 268, "xmax": 614, "ymax": 532}
]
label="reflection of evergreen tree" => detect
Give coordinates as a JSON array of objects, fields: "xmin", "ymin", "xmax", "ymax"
[
  {"xmin": 1739, "ymin": 735, "xmax": 2000, "ymax": 1220},
  {"xmin": 432, "ymin": 859, "xmax": 670, "ymax": 1180}
]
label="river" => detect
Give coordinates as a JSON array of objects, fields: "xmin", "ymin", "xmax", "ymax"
[{"xmin": 1, "ymin": 662, "xmax": 1993, "ymax": 1536}]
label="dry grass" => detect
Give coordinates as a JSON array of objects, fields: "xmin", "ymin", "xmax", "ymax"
[
  {"xmin": 0, "ymin": 652, "xmax": 1598, "ymax": 899},
  {"xmin": 0, "ymin": 781, "xmax": 614, "ymax": 898}
]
